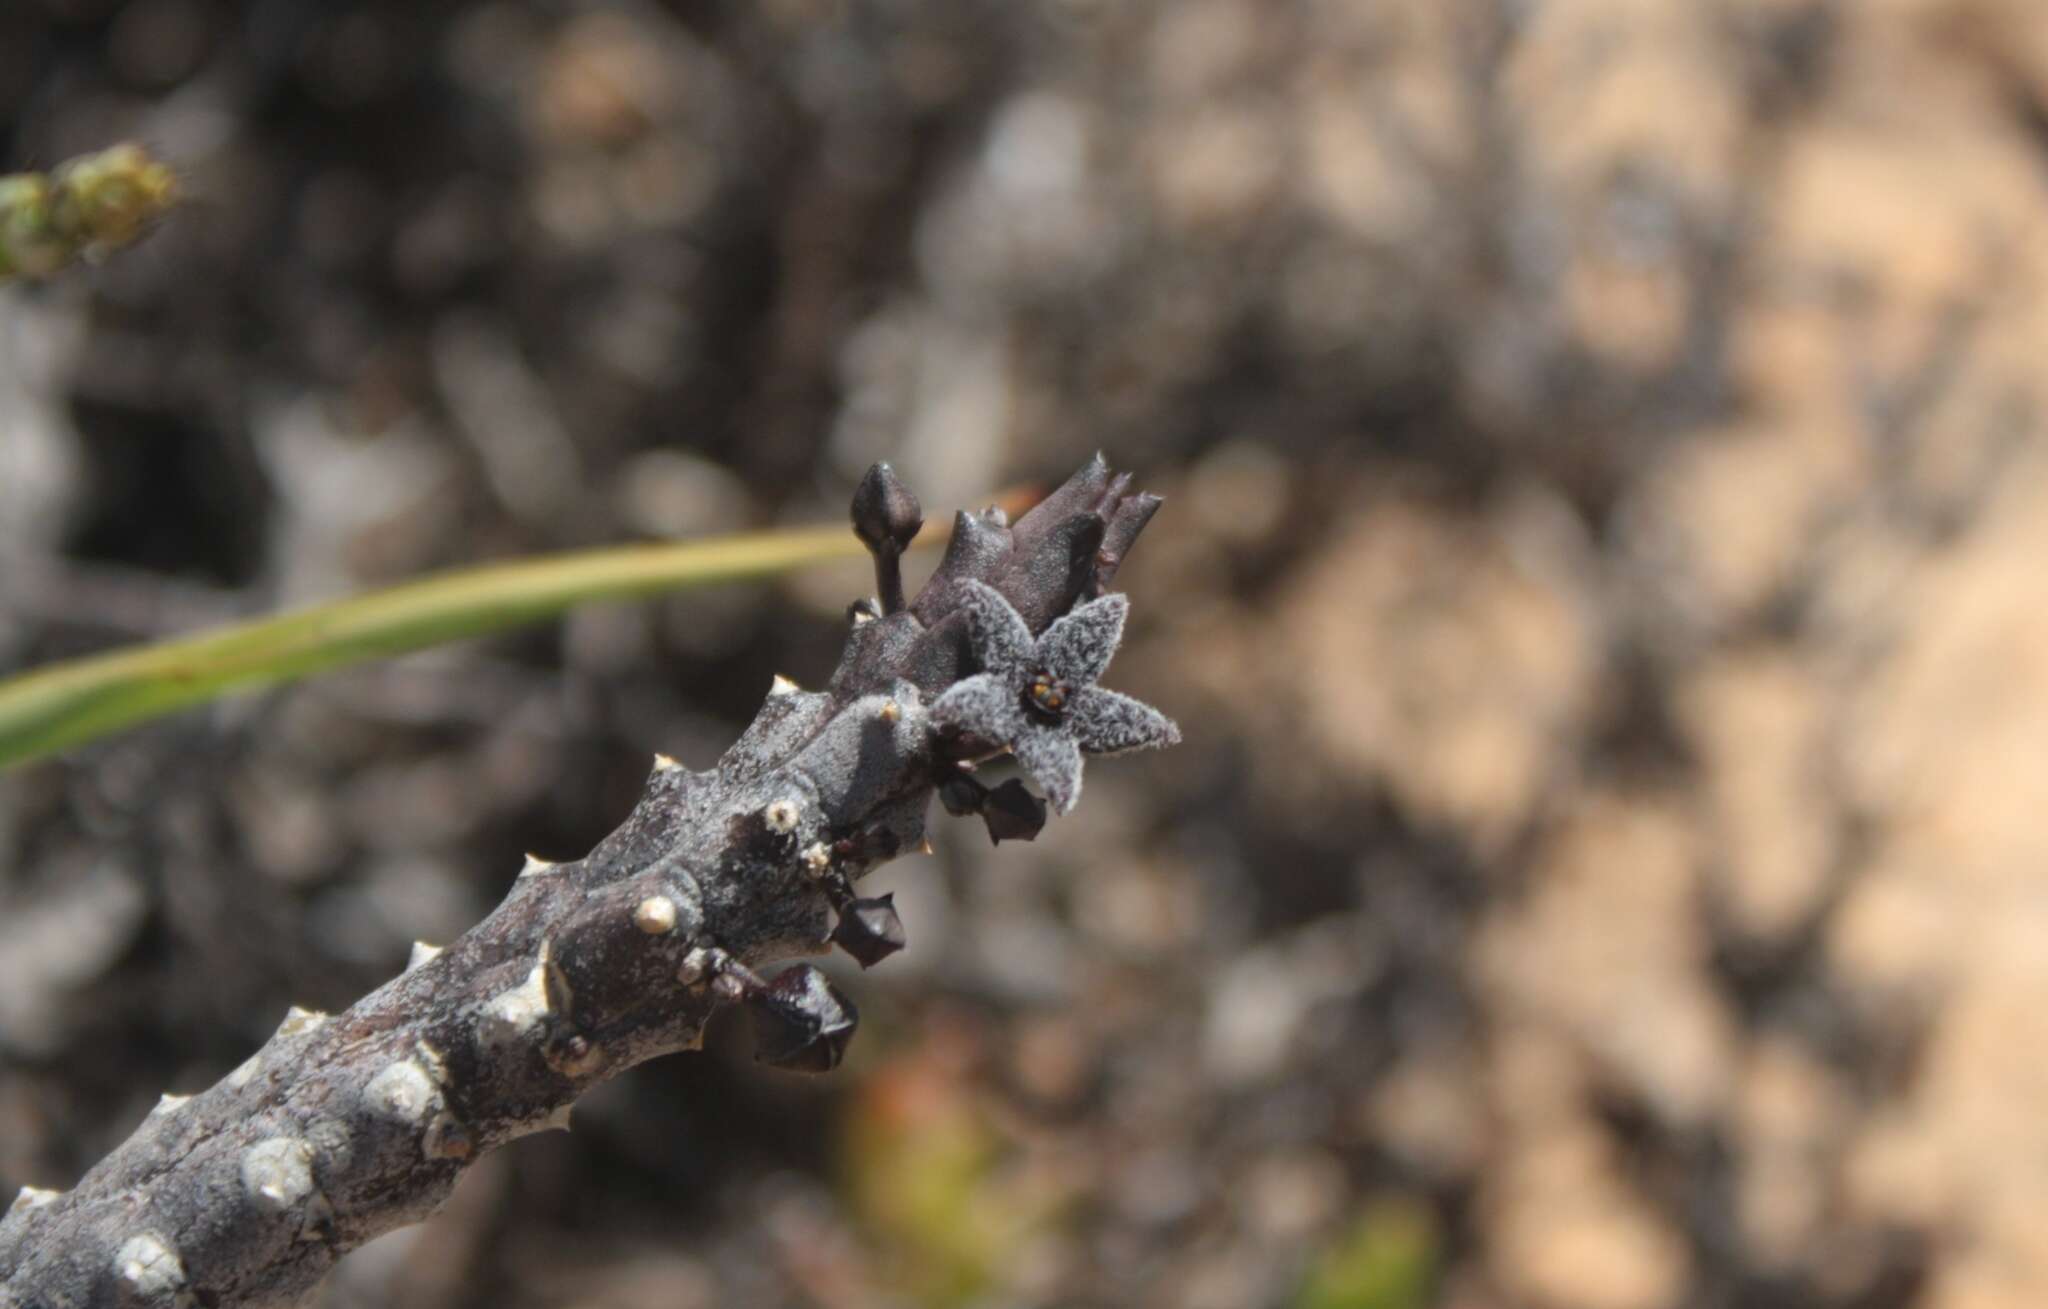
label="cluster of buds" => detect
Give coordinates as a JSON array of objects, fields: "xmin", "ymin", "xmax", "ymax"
[
  {"xmin": 940, "ymin": 770, "xmax": 1048, "ymax": 844},
  {"xmin": 0, "ymin": 142, "xmax": 176, "ymax": 281},
  {"xmin": 713, "ymin": 459, "xmax": 1180, "ymax": 1070}
]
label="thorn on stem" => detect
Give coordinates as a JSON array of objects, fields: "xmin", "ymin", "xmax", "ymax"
[{"xmin": 633, "ymin": 895, "xmax": 679, "ymax": 935}]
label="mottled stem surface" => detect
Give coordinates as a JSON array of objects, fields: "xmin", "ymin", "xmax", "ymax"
[{"xmin": 0, "ymin": 458, "xmax": 1170, "ymax": 1309}]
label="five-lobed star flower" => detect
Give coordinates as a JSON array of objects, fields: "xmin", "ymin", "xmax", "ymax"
[{"xmin": 932, "ymin": 579, "xmax": 1181, "ymax": 814}]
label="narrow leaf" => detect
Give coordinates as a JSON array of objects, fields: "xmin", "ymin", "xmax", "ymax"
[{"xmin": 0, "ymin": 520, "xmax": 937, "ymax": 770}]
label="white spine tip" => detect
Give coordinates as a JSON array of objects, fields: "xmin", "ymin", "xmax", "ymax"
[
  {"xmin": 769, "ymin": 674, "xmax": 800, "ymax": 697},
  {"xmin": 152, "ymin": 1092, "xmax": 190, "ymax": 1116},
  {"xmin": 276, "ymin": 1006, "xmax": 328, "ymax": 1038},
  {"xmin": 545, "ymin": 1103, "xmax": 574, "ymax": 1133},
  {"xmin": 878, "ymin": 699, "xmax": 901, "ymax": 723},
  {"xmin": 633, "ymin": 895, "xmax": 679, "ymax": 935},
  {"xmin": 364, "ymin": 1059, "xmax": 439, "ymax": 1126},
  {"xmin": 228, "ymin": 1054, "xmax": 263, "ymax": 1089},
  {"xmin": 9, "ymin": 1186, "xmax": 58, "ymax": 1214},
  {"xmin": 801, "ymin": 842, "xmax": 832, "ymax": 876},
  {"xmin": 519, "ymin": 853, "xmax": 558, "ymax": 878},
  {"xmin": 407, "ymin": 940, "xmax": 444, "ymax": 972},
  {"xmin": 654, "ymin": 753, "xmax": 682, "ymax": 773},
  {"xmin": 852, "ymin": 605, "xmax": 877, "ymax": 626},
  {"xmin": 114, "ymin": 1233, "xmax": 186, "ymax": 1298},
  {"xmin": 478, "ymin": 942, "xmax": 558, "ymax": 1046},
  {"xmin": 678, "ymin": 947, "xmax": 713, "ymax": 985},
  {"xmin": 916, "ymin": 836, "xmax": 936, "ymax": 856},
  {"xmin": 241, "ymin": 1137, "xmax": 315, "ymax": 1212},
  {"xmin": 764, "ymin": 799, "xmax": 800, "ymax": 834}
]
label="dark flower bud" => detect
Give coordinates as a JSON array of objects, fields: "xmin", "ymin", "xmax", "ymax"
[
  {"xmin": 832, "ymin": 894, "xmax": 908, "ymax": 968},
  {"xmin": 851, "ymin": 462, "xmax": 924, "ymax": 554},
  {"xmin": 938, "ymin": 769, "xmax": 990, "ymax": 817},
  {"xmin": 981, "ymin": 779, "xmax": 1047, "ymax": 844},
  {"xmin": 746, "ymin": 965, "xmax": 859, "ymax": 1073}
]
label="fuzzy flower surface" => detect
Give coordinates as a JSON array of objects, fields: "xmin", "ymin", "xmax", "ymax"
[{"xmin": 932, "ymin": 580, "xmax": 1180, "ymax": 813}]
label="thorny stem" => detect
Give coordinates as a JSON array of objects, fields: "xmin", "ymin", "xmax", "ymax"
[
  {"xmin": 0, "ymin": 457, "xmax": 1173, "ymax": 1309},
  {"xmin": 0, "ymin": 143, "xmax": 176, "ymax": 282}
]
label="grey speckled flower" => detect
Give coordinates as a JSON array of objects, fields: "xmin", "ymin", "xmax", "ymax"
[{"xmin": 932, "ymin": 580, "xmax": 1180, "ymax": 814}]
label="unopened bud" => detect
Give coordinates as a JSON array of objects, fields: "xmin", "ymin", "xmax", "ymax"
[
  {"xmin": 938, "ymin": 770, "xmax": 990, "ymax": 817},
  {"xmin": 850, "ymin": 462, "xmax": 924, "ymax": 554},
  {"xmin": 982, "ymin": 779, "xmax": 1048, "ymax": 844},
  {"xmin": 832, "ymin": 894, "xmax": 908, "ymax": 968},
  {"xmin": 746, "ymin": 965, "xmax": 859, "ymax": 1073}
]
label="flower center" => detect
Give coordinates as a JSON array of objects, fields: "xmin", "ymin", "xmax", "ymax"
[{"xmin": 1021, "ymin": 669, "xmax": 1074, "ymax": 723}]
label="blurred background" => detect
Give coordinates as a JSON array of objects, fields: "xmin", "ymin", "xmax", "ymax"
[{"xmin": 1, "ymin": 0, "xmax": 2041, "ymax": 1305}]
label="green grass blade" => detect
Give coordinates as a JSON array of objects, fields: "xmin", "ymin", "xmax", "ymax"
[{"xmin": 0, "ymin": 521, "xmax": 904, "ymax": 770}]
